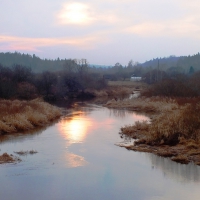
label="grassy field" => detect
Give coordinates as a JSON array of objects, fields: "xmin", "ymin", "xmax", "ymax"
[{"xmin": 107, "ymin": 80, "xmax": 146, "ymax": 88}]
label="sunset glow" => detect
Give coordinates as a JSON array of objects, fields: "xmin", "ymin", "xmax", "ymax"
[
  {"xmin": 1, "ymin": 0, "xmax": 200, "ymax": 64},
  {"xmin": 58, "ymin": 112, "xmax": 91, "ymax": 144},
  {"xmin": 58, "ymin": 3, "xmax": 93, "ymax": 25},
  {"xmin": 0, "ymin": 34, "xmax": 99, "ymax": 52}
]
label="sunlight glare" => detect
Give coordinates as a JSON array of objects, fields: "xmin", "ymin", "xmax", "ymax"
[
  {"xmin": 58, "ymin": 113, "xmax": 91, "ymax": 144},
  {"xmin": 58, "ymin": 3, "xmax": 93, "ymax": 25}
]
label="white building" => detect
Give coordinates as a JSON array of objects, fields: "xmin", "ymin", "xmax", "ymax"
[{"xmin": 130, "ymin": 76, "xmax": 142, "ymax": 81}]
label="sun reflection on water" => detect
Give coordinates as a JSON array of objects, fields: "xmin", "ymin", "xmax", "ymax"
[
  {"xmin": 57, "ymin": 106, "xmax": 149, "ymax": 168},
  {"xmin": 65, "ymin": 152, "xmax": 88, "ymax": 168},
  {"xmin": 58, "ymin": 111, "xmax": 92, "ymax": 168},
  {"xmin": 58, "ymin": 111, "xmax": 91, "ymax": 144}
]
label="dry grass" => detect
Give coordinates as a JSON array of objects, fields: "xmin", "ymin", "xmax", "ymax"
[
  {"xmin": 14, "ymin": 150, "xmax": 38, "ymax": 155},
  {"xmin": 121, "ymin": 102, "xmax": 200, "ymax": 145},
  {"xmin": 171, "ymin": 155, "xmax": 190, "ymax": 164},
  {"xmin": 107, "ymin": 81, "xmax": 200, "ymax": 165},
  {"xmin": 87, "ymin": 87, "xmax": 133, "ymax": 99},
  {"xmin": 0, "ymin": 153, "xmax": 14, "ymax": 163},
  {"xmin": 108, "ymin": 81, "xmax": 147, "ymax": 89},
  {"xmin": 87, "ymin": 81, "xmax": 147, "ymax": 99},
  {"xmin": 0, "ymin": 98, "xmax": 62, "ymax": 134},
  {"xmin": 0, "ymin": 153, "xmax": 21, "ymax": 164},
  {"xmin": 121, "ymin": 121, "xmax": 149, "ymax": 140},
  {"xmin": 146, "ymin": 104, "xmax": 200, "ymax": 145},
  {"xmin": 106, "ymin": 96, "xmax": 178, "ymax": 113},
  {"xmin": 118, "ymin": 97, "xmax": 200, "ymax": 165}
]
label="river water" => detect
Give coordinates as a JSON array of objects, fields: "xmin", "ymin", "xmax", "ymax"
[{"xmin": 0, "ymin": 102, "xmax": 200, "ymax": 200}]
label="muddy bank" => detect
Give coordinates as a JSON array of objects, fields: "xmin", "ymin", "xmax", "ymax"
[{"xmin": 117, "ymin": 142, "xmax": 200, "ymax": 165}]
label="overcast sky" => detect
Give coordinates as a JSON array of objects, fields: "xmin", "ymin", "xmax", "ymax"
[{"xmin": 1, "ymin": 0, "xmax": 200, "ymax": 65}]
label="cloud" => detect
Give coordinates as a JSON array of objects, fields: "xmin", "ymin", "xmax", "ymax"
[
  {"xmin": 1, "ymin": 0, "xmax": 200, "ymax": 64},
  {"xmin": 125, "ymin": 16, "xmax": 200, "ymax": 38},
  {"xmin": 0, "ymin": 34, "xmax": 103, "ymax": 52},
  {"xmin": 56, "ymin": 1, "xmax": 121, "ymax": 26}
]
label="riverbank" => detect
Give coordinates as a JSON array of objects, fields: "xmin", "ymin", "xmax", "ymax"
[
  {"xmin": 104, "ymin": 84, "xmax": 200, "ymax": 165},
  {"xmin": 0, "ymin": 98, "xmax": 62, "ymax": 135},
  {"xmin": 87, "ymin": 80, "xmax": 147, "ymax": 99}
]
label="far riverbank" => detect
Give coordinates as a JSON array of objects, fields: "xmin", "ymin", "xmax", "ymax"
[{"xmin": 104, "ymin": 81, "xmax": 200, "ymax": 165}]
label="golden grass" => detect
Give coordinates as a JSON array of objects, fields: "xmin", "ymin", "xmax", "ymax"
[
  {"xmin": 0, "ymin": 98, "xmax": 62, "ymax": 134},
  {"xmin": 87, "ymin": 87, "xmax": 133, "ymax": 99},
  {"xmin": 106, "ymin": 96, "xmax": 178, "ymax": 113},
  {"xmin": 0, "ymin": 153, "xmax": 18, "ymax": 164},
  {"xmin": 118, "ymin": 97, "xmax": 200, "ymax": 165},
  {"xmin": 171, "ymin": 155, "xmax": 190, "ymax": 164},
  {"xmin": 120, "ymin": 102, "xmax": 200, "ymax": 145},
  {"xmin": 108, "ymin": 81, "xmax": 147, "ymax": 89},
  {"xmin": 87, "ymin": 81, "xmax": 147, "ymax": 99}
]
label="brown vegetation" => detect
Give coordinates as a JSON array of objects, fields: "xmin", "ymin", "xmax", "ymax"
[
  {"xmin": 118, "ymin": 98, "xmax": 200, "ymax": 165},
  {"xmin": 104, "ymin": 82, "xmax": 200, "ymax": 165},
  {"xmin": 14, "ymin": 150, "xmax": 38, "ymax": 155},
  {"xmin": 0, "ymin": 98, "xmax": 62, "ymax": 134},
  {"xmin": 106, "ymin": 96, "xmax": 178, "ymax": 113},
  {"xmin": 0, "ymin": 153, "xmax": 21, "ymax": 164},
  {"xmin": 89, "ymin": 81, "xmax": 147, "ymax": 99}
]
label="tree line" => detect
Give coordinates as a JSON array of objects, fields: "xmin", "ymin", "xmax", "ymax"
[
  {"xmin": 0, "ymin": 52, "xmax": 66, "ymax": 73},
  {"xmin": 0, "ymin": 59, "xmax": 107, "ymax": 101},
  {"xmin": 1, "ymin": 52, "xmax": 200, "ymax": 74},
  {"xmin": 1, "ymin": 51, "xmax": 200, "ymax": 100}
]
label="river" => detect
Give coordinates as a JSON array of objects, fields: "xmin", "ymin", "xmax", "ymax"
[{"xmin": 0, "ymin": 102, "xmax": 200, "ymax": 200}]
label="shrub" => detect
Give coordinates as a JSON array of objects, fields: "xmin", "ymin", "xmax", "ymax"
[
  {"xmin": 142, "ymin": 79, "xmax": 197, "ymax": 97},
  {"xmin": 122, "ymin": 102, "xmax": 200, "ymax": 146},
  {"xmin": 17, "ymin": 82, "xmax": 37, "ymax": 99}
]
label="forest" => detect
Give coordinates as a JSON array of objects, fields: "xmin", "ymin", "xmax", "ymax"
[{"xmin": 0, "ymin": 51, "xmax": 200, "ymax": 101}]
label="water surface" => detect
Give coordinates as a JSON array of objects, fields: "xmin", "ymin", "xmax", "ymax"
[{"xmin": 0, "ymin": 103, "xmax": 200, "ymax": 200}]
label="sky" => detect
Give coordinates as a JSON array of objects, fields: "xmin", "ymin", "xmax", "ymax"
[{"xmin": 1, "ymin": 0, "xmax": 200, "ymax": 65}]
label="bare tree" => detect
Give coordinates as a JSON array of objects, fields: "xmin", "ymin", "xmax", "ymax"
[{"xmin": 74, "ymin": 59, "xmax": 89, "ymax": 78}]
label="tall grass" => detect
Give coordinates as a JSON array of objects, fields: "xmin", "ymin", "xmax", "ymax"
[
  {"xmin": 87, "ymin": 81, "xmax": 147, "ymax": 99},
  {"xmin": 0, "ymin": 99, "xmax": 61, "ymax": 134},
  {"xmin": 106, "ymin": 96, "xmax": 178, "ymax": 113},
  {"xmin": 121, "ymin": 101, "xmax": 200, "ymax": 146},
  {"xmin": 87, "ymin": 87, "xmax": 133, "ymax": 100}
]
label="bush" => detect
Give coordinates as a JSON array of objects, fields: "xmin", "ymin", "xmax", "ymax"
[
  {"xmin": 17, "ymin": 82, "xmax": 37, "ymax": 99},
  {"xmin": 122, "ymin": 102, "xmax": 200, "ymax": 146},
  {"xmin": 0, "ymin": 79, "xmax": 16, "ymax": 99},
  {"xmin": 142, "ymin": 78, "xmax": 197, "ymax": 97}
]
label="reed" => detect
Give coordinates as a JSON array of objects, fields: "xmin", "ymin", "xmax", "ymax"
[
  {"xmin": 121, "ymin": 101, "xmax": 200, "ymax": 146},
  {"xmin": 171, "ymin": 155, "xmax": 190, "ymax": 164},
  {"xmin": 106, "ymin": 96, "xmax": 178, "ymax": 113},
  {"xmin": 0, "ymin": 98, "xmax": 62, "ymax": 134},
  {"xmin": 0, "ymin": 153, "xmax": 15, "ymax": 164}
]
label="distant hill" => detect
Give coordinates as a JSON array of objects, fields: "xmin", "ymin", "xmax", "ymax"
[
  {"xmin": 140, "ymin": 53, "xmax": 200, "ymax": 73},
  {"xmin": 0, "ymin": 52, "xmax": 113, "ymax": 73},
  {"xmin": 141, "ymin": 56, "xmax": 180, "ymax": 69},
  {"xmin": 1, "ymin": 51, "xmax": 200, "ymax": 73},
  {"xmin": 0, "ymin": 52, "xmax": 66, "ymax": 73}
]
